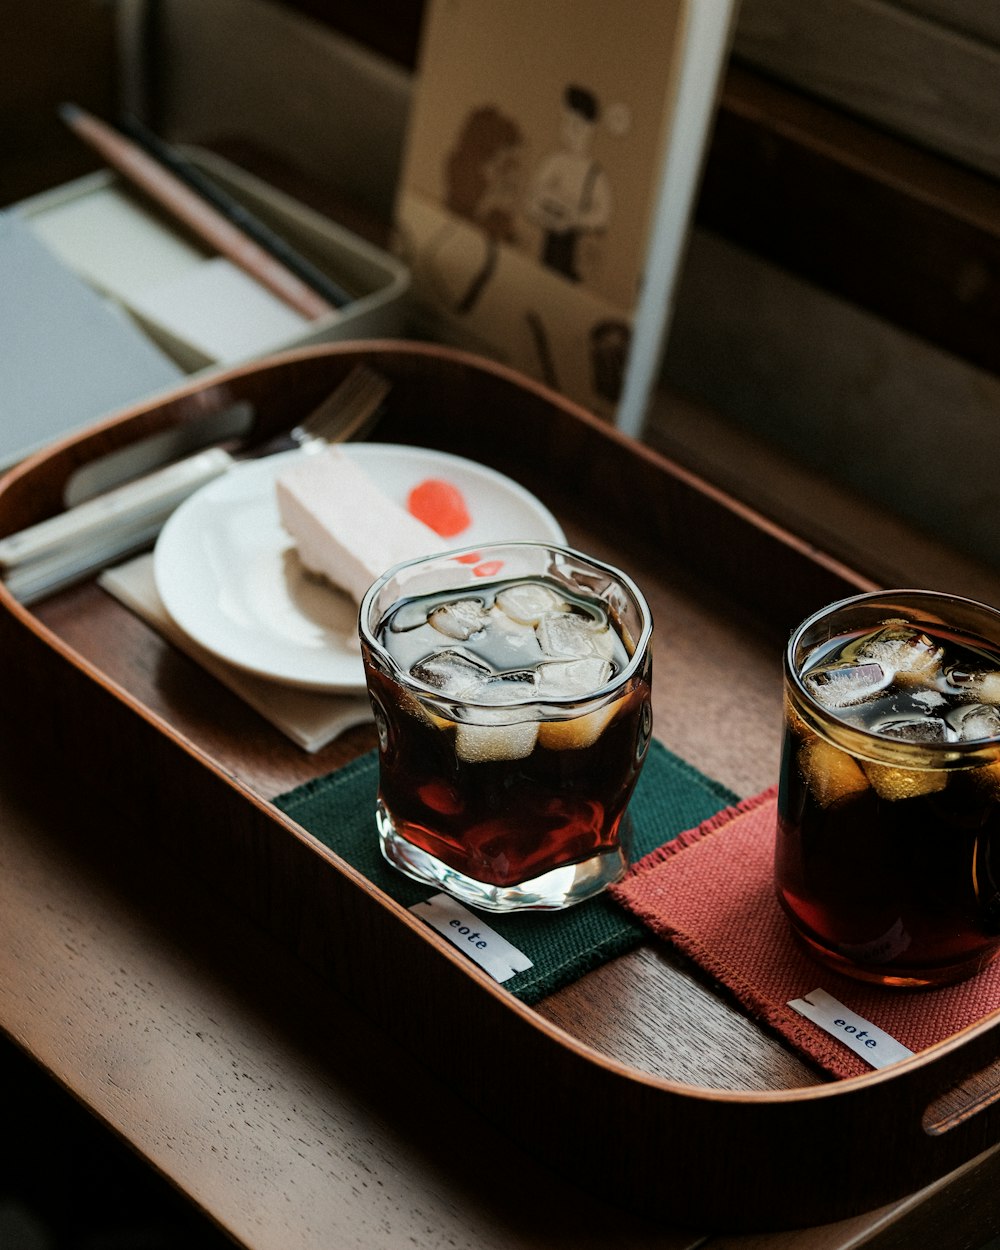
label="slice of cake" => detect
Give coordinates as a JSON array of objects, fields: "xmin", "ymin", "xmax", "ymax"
[{"xmin": 276, "ymin": 447, "xmax": 447, "ymax": 602}]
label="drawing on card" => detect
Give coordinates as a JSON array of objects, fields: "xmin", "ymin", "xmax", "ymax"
[
  {"xmin": 526, "ymin": 85, "xmax": 614, "ymax": 285},
  {"xmin": 394, "ymin": 0, "xmax": 733, "ymax": 429},
  {"xmin": 418, "ymin": 106, "xmax": 525, "ymax": 316}
]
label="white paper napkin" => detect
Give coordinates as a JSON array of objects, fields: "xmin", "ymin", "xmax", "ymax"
[{"xmin": 98, "ymin": 553, "xmax": 372, "ymax": 752}]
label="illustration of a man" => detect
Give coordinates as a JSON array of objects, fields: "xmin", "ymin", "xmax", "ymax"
[{"xmin": 527, "ymin": 85, "xmax": 612, "ymax": 283}]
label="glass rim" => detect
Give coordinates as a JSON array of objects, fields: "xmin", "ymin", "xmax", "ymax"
[
  {"xmin": 786, "ymin": 587, "xmax": 1000, "ymax": 758},
  {"xmin": 359, "ymin": 539, "xmax": 653, "ymax": 710}
]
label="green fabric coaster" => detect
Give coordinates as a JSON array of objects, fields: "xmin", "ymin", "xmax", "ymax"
[{"xmin": 274, "ymin": 739, "xmax": 737, "ymax": 1003}]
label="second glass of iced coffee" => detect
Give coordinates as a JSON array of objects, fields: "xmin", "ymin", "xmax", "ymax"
[
  {"xmin": 777, "ymin": 590, "xmax": 1000, "ymax": 987},
  {"xmin": 360, "ymin": 542, "xmax": 653, "ymax": 912}
]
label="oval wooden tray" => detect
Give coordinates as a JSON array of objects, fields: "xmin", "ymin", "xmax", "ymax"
[{"xmin": 3, "ymin": 341, "xmax": 1000, "ymax": 1231}]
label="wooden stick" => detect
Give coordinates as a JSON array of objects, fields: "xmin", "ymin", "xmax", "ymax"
[
  {"xmin": 59, "ymin": 102, "xmax": 337, "ymax": 322},
  {"xmin": 117, "ymin": 112, "xmax": 352, "ymax": 310}
]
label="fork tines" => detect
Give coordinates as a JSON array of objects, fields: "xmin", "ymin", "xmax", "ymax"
[{"xmin": 293, "ymin": 364, "xmax": 393, "ymax": 446}]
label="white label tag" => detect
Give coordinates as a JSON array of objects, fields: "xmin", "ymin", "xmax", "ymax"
[
  {"xmin": 410, "ymin": 893, "xmax": 534, "ymax": 983},
  {"xmin": 788, "ymin": 988, "xmax": 915, "ymax": 1070}
]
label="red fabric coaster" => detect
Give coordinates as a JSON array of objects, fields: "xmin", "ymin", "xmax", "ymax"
[{"xmin": 609, "ymin": 788, "xmax": 1000, "ymax": 1079}]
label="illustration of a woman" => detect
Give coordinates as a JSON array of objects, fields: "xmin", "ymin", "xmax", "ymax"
[{"xmin": 419, "ymin": 106, "xmax": 524, "ymax": 315}]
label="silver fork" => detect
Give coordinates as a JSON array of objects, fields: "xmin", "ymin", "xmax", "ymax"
[
  {"xmin": 288, "ymin": 363, "xmax": 391, "ymax": 449},
  {"xmin": 1, "ymin": 363, "xmax": 392, "ymax": 604}
]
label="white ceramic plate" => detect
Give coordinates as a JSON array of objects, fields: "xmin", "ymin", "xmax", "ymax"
[{"xmin": 153, "ymin": 444, "xmax": 565, "ymax": 692}]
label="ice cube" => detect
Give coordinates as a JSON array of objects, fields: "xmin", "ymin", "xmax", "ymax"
[
  {"xmin": 495, "ymin": 582, "xmax": 567, "ymax": 625},
  {"xmin": 973, "ymin": 672, "xmax": 1000, "ymax": 705},
  {"xmin": 534, "ymin": 658, "xmax": 617, "ymax": 750},
  {"xmin": 387, "ymin": 598, "xmax": 432, "ymax": 633},
  {"xmin": 873, "ymin": 714, "xmax": 955, "ymax": 744},
  {"xmin": 862, "ymin": 760, "xmax": 948, "ymax": 800},
  {"xmin": 538, "ymin": 696, "xmax": 622, "ymax": 751},
  {"xmin": 485, "ymin": 605, "xmax": 542, "ymax": 660},
  {"xmin": 428, "ymin": 598, "xmax": 489, "ymax": 640},
  {"xmin": 804, "ymin": 661, "xmax": 890, "ymax": 708},
  {"xmin": 454, "ymin": 672, "xmax": 539, "ymax": 762},
  {"xmin": 951, "ymin": 703, "xmax": 1000, "ymax": 742},
  {"xmin": 537, "ymin": 610, "xmax": 615, "ymax": 661},
  {"xmin": 410, "ymin": 649, "xmax": 493, "ymax": 696},
  {"xmin": 855, "ymin": 624, "xmax": 944, "ymax": 683},
  {"xmin": 536, "ymin": 657, "xmax": 613, "ymax": 698},
  {"xmin": 455, "ymin": 720, "xmax": 539, "ymax": 763},
  {"xmin": 797, "ymin": 737, "xmax": 869, "ymax": 807},
  {"xmin": 476, "ymin": 672, "xmax": 537, "ymax": 704}
]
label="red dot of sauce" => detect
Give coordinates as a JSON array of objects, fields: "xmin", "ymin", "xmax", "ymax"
[
  {"xmin": 473, "ymin": 559, "xmax": 504, "ymax": 578},
  {"xmin": 407, "ymin": 478, "xmax": 471, "ymax": 537}
]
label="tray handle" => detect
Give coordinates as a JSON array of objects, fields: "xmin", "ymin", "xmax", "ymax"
[{"xmin": 923, "ymin": 1045, "xmax": 1000, "ymax": 1137}]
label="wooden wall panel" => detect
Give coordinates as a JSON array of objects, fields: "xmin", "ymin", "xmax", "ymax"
[
  {"xmin": 0, "ymin": 0, "xmax": 119, "ymax": 205},
  {"xmin": 697, "ymin": 63, "xmax": 1000, "ymax": 377},
  {"xmin": 733, "ymin": 0, "xmax": 1000, "ymax": 181},
  {"xmin": 896, "ymin": 0, "xmax": 1000, "ymax": 46}
]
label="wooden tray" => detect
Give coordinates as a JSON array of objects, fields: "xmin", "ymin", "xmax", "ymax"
[{"xmin": 4, "ymin": 341, "xmax": 1000, "ymax": 1232}]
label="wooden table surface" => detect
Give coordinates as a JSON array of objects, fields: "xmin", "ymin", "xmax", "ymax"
[{"xmin": 3, "ymin": 727, "xmax": 1000, "ymax": 1250}]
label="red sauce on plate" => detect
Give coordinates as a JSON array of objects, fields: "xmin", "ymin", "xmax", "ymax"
[{"xmin": 407, "ymin": 478, "xmax": 471, "ymax": 537}]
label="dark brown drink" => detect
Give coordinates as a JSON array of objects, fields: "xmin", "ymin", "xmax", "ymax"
[
  {"xmin": 777, "ymin": 593, "xmax": 1000, "ymax": 987},
  {"xmin": 360, "ymin": 544, "xmax": 653, "ymax": 912}
]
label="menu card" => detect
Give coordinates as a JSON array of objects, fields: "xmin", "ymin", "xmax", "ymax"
[{"xmin": 394, "ymin": 0, "xmax": 736, "ymax": 434}]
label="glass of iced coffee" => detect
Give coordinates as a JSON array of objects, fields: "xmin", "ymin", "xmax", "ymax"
[
  {"xmin": 777, "ymin": 589, "xmax": 1000, "ymax": 987},
  {"xmin": 359, "ymin": 542, "xmax": 653, "ymax": 912}
]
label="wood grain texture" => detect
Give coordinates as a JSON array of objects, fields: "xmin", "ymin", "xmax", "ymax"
[
  {"xmin": 0, "ymin": 748, "xmax": 705, "ymax": 1250},
  {"xmin": 10, "ymin": 740, "xmax": 999, "ymax": 1249},
  {"xmin": 733, "ymin": 0, "xmax": 1000, "ymax": 179},
  {"xmin": 697, "ymin": 63, "xmax": 1000, "ymax": 380},
  {"xmin": 0, "ymin": 0, "xmax": 119, "ymax": 205},
  {"xmin": 4, "ymin": 343, "xmax": 1000, "ymax": 1231},
  {"xmin": 898, "ymin": 0, "xmax": 1000, "ymax": 45},
  {"xmin": 535, "ymin": 945, "xmax": 822, "ymax": 1091}
]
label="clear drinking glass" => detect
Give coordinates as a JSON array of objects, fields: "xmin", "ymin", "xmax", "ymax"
[
  {"xmin": 776, "ymin": 589, "xmax": 1000, "ymax": 987},
  {"xmin": 359, "ymin": 541, "xmax": 653, "ymax": 912}
]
